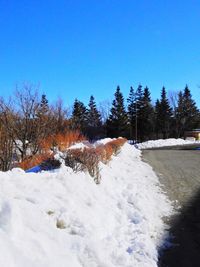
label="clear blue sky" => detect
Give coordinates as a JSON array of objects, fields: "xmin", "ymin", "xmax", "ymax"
[{"xmin": 0, "ymin": 0, "xmax": 200, "ymax": 107}]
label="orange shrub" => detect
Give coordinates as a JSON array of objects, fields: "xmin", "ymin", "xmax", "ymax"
[
  {"xmin": 95, "ymin": 145, "xmax": 106, "ymax": 162},
  {"xmin": 95, "ymin": 138, "xmax": 127, "ymax": 163},
  {"xmin": 18, "ymin": 153, "xmax": 52, "ymax": 170},
  {"xmin": 40, "ymin": 130, "xmax": 86, "ymax": 152},
  {"xmin": 106, "ymin": 138, "xmax": 127, "ymax": 155},
  {"xmin": 103, "ymin": 144, "xmax": 113, "ymax": 163},
  {"xmin": 63, "ymin": 138, "xmax": 127, "ymax": 180},
  {"xmin": 19, "ymin": 137, "xmax": 127, "ymax": 179},
  {"xmin": 64, "ymin": 148, "xmax": 86, "ymax": 172},
  {"xmin": 114, "ymin": 137, "xmax": 127, "ymax": 146},
  {"xmin": 64, "ymin": 147, "xmax": 101, "ymax": 183}
]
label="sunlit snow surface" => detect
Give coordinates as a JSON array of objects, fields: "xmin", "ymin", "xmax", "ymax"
[
  {"xmin": 0, "ymin": 143, "xmax": 172, "ymax": 267},
  {"xmin": 137, "ymin": 138, "xmax": 199, "ymax": 149}
]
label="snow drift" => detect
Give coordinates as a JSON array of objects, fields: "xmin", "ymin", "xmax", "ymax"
[
  {"xmin": 0, "ymin": 143, "xmax": 172, "ymax": 267},
  {"xmin": 137, "ymin": 138, "xmax": 198, "ymax": 149}
]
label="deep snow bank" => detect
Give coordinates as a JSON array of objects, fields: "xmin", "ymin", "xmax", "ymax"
[
  {"xmin": 0, "ymin": 143, "xmax": 172, "ymax": 267},
  {"xmin": 137, "ymin": 138, "xmax": 198, "ymax": 149}
]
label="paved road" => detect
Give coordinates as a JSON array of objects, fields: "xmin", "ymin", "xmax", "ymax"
[{"xmin": 142, "ymin": 146, "xmax": 200, "ymax": 267}]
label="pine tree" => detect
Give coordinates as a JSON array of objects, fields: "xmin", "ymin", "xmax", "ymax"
[
  {"xmin": 37, "ymin": 94, "xmax": 49, "ymax": 118},
  {"xmin": 139, "ymin": 86, "xmax": 154, "ymax": 140},
  {"xmin": 134, "ymin": 84, "xmax": 144, "ymax": 141},
  {"xmin": 72, "ymin": 99, "xmax": 87, "ymax": 132},
  {"xmin": 86, "ymin": 95, "xmax": 103, "ymax": 140},
  {"xmin": 156, "ymin": 87, "xmax": 172, "ymax": 138},
  {"xmin": 155, "ymin": 99, "xmax": 161, "ymax": 138},
  {"xmin": 176, "ymin": 91, "xmax": 185, "ymax": 137},
  {"xmin": 87, "ymin": 95, "xmax": 101, "ymax": 127},
  {"xmin": 127, "ymin": 86, "xmax": 135, "ymax": 141},
  {"xmin": 176, "ymin": 85, "xmax": 199, "ymax": 135},
  {"xmin": 35, "ymin": 94, "xmax": 51, "ymax": 140},
  {"xmin": 107, "ymin": 86, "xmax": 128, "ymax": 137},
  {"xmin": 127, "ymin": 84, "xmax": 149, "ymax": 142}
]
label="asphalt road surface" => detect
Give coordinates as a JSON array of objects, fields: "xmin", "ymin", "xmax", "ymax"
[{"xmin": 142, "ymin": 145, "xmax": 200, "ymax": 267}]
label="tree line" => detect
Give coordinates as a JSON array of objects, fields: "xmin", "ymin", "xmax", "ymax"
[
  {"xmin": 0, "ymin": 83, "xmax": 199, "ymax": 171},
  {"xmin": 72, "ymin": 84, "xmax": 199, "ymax": 141}
]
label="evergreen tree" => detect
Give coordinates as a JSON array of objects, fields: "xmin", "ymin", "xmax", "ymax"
[
  {"xmin": 139, "ymin": 86, "xmax": 154, "ymax": 141},
  {"xmin": 134, "ymin": 84, "xmax": 144, "ymax": 141},
  {"xmin": 35, "ymin": 94, "xmax": 52, "ymax": 140},
  {"xmin": 87, "ymin": 95, "xmax": 101, "ymax": 127},
  {"xmin": 72, "ymin": 99, "xmax": 87, "ymax": 132},
  {"xmin": 107, "ymin": 86, "xmax": 128, "ymax": 137},
  {"xmin": 37, "ymin": 94, "xmax": 49, "ymax": 118},
  {"xmin": 176, "ymin": 91, "xmax": 185, "ymax": 137},
  {"xmin": 176, "ymin": 85, "xmax": 199, "ymax": 136},
  {"xmin": 127, "ymin": 84, "xmax": 151, "ymax": 142},
  {"xmin": 155, "ymin": 99, "xmax": 161, "ymax": 138},
  {"xmin": 127, "ymin": 86, "xmax": 135, "ymax": 141},
  {"xmin": 156, "ymin": 87, "xmax": 172, "ymax": 138},
  {"xmin": 86, "ymin": 95, "xmax": 103, "ymax": 140}
]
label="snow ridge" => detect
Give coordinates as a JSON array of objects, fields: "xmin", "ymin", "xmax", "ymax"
[
  {"xmin": 0, "ymin": 143, "xmax": 172, "ymax": 267},
  {"xmin": 137, "ymin": 138, "xmax": 198, "ymax": 149}
]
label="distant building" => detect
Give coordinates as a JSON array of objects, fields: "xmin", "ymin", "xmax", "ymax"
[{"xmin": 185, "ymin": 129, "xmax": 200, "ymax": 140}]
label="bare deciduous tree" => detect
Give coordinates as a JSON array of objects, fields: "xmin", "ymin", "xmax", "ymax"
[
  {"xmin": 98, "ymin": 99, "xmax": 111, "ymax": 123},
  {"xmin": 0, "ymin": 84, "xmax": 53, "ymax": 162},
  {"xmin": 0, "ymin": 98, "xmax": 14, "ymax": 171},
  {"xmin": 51, "ymin": 97, "xmax": 69, "ymax": 133},
  {"xmin": 168, "ymin": 90, "xmax": 179, "ymax": 111}
]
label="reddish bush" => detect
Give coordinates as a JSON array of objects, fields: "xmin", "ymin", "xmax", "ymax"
[
  {"xmin": 40, "ymin": 130, "xmax": 86, "ymax": 152},
  {"xmin": 18, "ymin": 153, "xmax": 52, "ymax": 170},
  {"xmin": 96, "ymin": 138, "xmax": 127, "ymax": 163},
  {"xmin": 103, "ymin": 144, "xmax": 113, "ymax": 163},
  {"xmin": 107, "ymin": 138, "xmax": 127, "ymax": 155},
  {"xmin": 19, "ymin": 137, "xmax": 127, "ymax": 182},
  {"xmin": 95, "ymin": 145, "xmax": 106, "ymax": 163},
  {"xmin": 114, "ymin": 137, "xmax": 127, "ymax": 146},
  {"xmin": 64, "ymin": 148, "xmax": 86, "ymax": 172},
  {"xmin": 64, "ymin": 147, "xmax": 101, "ymax": 183},
  {"xmin": 64, "ymin": 138, "xmax": 127, "ymax": 182}
]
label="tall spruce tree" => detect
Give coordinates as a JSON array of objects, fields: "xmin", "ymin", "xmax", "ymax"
[
  {"xmin": 37, "ymin": 94, "xmax": 49, "ymax": 117},
  {"xmin": 155, "ymin": 99, "xmax": 161, "ymax": 138},
  {"xmin": 72, "ymin": 99, "xmax": 87, "ymax": 132},
  {"xmin": 35, "ymin": 94, "xmax": 52, "ymax": 139},
  {"xmin": 107, "ymin": 86, "xmax": 128, "ymax": 137},
  {"xmin": 156, "ymin": 87, "xmax": 172, "ymax": 138},
  {"xmin": 127, "ymin": 86, "xmax": 135, "ymax": 141},
  {"xmin": 176, "ymin": 91, "xmax": 185, "ymax": 137},
  {"xmin": 127, "ymin": 84, "xmax": 147, "ymax": 142},
  {"xmin": 86, "ymin": 95, "xmax": 102, "ymax": 140},
  {"xmin": 139, "ymin": 87, "xmax": 154, "ymax": 141},
  {"xmin": 87, "ymin": 95, "xmax": 101, "ymax": 127},
  {"xmin": 135, "ymin": 84, "xmax": 144, "ymax": 141},
  {"xmin": 176, "ymin": 85, "xmax": 199, "ymax": 135}
]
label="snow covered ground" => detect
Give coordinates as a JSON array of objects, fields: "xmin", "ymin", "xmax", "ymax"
[
  {"xmin": 137, "ymin": 138, "xmax": 199, "ymax": 149},
  {"xmin": 0, "ymin": 143, "xmax": 172, "ymax": 267}
]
